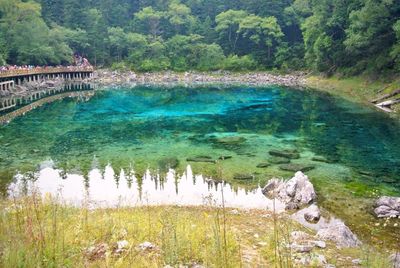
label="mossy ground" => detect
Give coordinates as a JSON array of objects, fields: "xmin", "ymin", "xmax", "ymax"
[
  {"xmin": 306, "ymin": 75, "xmax": 400, "ymax": 113},
  {"xmin": 0, "ymin": 195, "xmax": 393, "ymax": 268}
]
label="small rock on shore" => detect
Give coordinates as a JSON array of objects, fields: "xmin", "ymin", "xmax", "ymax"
[
  {"xmin": 374, "ymin": 196, "xmax": 400, "ymax": 218},
  {"xmin": 316, "ymin": 222, "xmax": 361, "ymax": 248}
]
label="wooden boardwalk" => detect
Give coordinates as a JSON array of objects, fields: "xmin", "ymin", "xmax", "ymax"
[
  {"xmin": 0, "ymin": 66, "xmax": 94, "ymax": 85},
  {"xmin": 0, "ymin": 66, "xmax": 95, "ymax": 112}
]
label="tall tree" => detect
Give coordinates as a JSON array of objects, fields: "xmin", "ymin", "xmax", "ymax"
[
  {"xmin": 215, "ymin": 10, "xmax": 248, "ymax": 54},
  {"xmin": 134, "ymin": 7, "xmax": 164, "ymax": 39},
  {"xmin": 166, "ymin": 1, "xmax": 195, "ymax": 35},
  {"xmin": 391, "ymin": 20, "xmax": 400, "ymax": 71},
  {"xmin": 344, "ymin": 0, "xmax": 400, "ymax": 73},
  {"xmin": 238, "ymin": 15, "xmax": 283, "ymax": 61},
  {"xmin": 83, "ymin": 8, "xmax": 108, "ymax": 66}
]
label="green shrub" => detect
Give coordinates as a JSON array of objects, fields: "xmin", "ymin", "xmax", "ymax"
[
  {"xmin": 170, "ymin": 56, "xmax": 188, "ymax": 72},
  {"xmin": 223, "ymin": 55, "xmax": 258, "ymax": 71},
  {"xmin": 138, "ymin": 57, "xmax": 171, "ymax": 72},
  {"xmin": 110, "ymin": 61, "xmax": 130, "ymax": 71},
  {"xmin": 194, "ymin": 44, "xmax": 225, "ymax": 71}
]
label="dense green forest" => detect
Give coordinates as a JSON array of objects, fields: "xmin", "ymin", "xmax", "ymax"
[{"xmin": 0, "ymin": 0, "xmax": 399, "ymax": 74}]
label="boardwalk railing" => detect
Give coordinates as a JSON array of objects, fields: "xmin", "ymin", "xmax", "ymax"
[{"xmin": 0, "ymin": 66, "xmax": 94, "ymax": 78}]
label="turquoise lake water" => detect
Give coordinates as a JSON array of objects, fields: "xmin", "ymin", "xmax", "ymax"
[{"xmin": 1, "ymin": 85, "xmax": 400, "ymax": 247}]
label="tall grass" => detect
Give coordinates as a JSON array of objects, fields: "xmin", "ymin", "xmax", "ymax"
[
  {"xmin": 266, "ymin": 196, "xmax": 293, "ymax": 268},
  {"xmin": 0, "ymin": 192, "xmax": 241, "ymax": 267}
]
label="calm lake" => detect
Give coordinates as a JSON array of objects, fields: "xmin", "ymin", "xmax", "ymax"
[{"xmin": 1, "ymin": 85, "xmax": 400, "ymax": 247}]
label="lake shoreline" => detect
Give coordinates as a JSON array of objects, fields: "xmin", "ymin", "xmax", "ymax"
[
  {"xmin": 3, "ymin": 69, "xmax": 398, "ymax": 116},
  {"xmin": 85, "ymin": 69, "xmax": 400, "ymax": 114},
  {"xmin": 85, "ymin": 69, "xmax": 307, "ymax": 88}
]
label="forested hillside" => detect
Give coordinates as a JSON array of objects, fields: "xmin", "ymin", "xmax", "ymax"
[{"xmin": 0, "ymin": 0, "xmax": 399, "ymax": 74}]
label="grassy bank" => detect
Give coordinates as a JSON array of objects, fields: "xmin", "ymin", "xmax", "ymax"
[
  {"xmin": 0, "ymin": 195, "xmax": 392, "ymax": 267},
  {"xmin": 305, "ymin": 75, "xmax": 400, "ymax": 113}
]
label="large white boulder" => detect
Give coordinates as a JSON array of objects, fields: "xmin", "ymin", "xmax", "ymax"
[{"xmin": 262, "ymin": 171, "xmax": 316, "ymax": 209}]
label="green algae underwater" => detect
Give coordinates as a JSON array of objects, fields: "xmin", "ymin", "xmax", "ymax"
[{"xmin": 0, "ymin": 84, "xmax": 399, "ymax": 249}]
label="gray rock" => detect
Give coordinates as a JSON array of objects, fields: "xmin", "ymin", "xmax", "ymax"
[
  {"xmin": 262, "ymin": 171, "xmax": 316, "ymax": 209},
  {"xmin": 137, "ymin": 241, "xmax": 157, "ymax": 251},
  {"xmin": 374, "ymin": 196, "xmax": 400, "ymax": 218},
  {"xmin": 215, "ymin": 136, "xmax": 246, "ymax": 145},
  {"xmin": 311, "ymin": 156, "xmax": 332, "ymax": 163},
  {"xmin": 114, "ymin": 240, "xmax": 129, "ymax": 255},
  {"xmin": 291, "ymin": 243, "xmax": 313, "ymax": 253},
  {"xmin": 186, "ymin": 157, "xmax": 216, "ymax": 163},
  {"xmin": 290, "ymin": 230, "xmax": 312, "ymax": 241},
  {"xmin": 233, "ymin": 173, "xmax": 254, "ymax": 180},
  {"xmin": 85, "ymin": 243, "xmax": 108, "ymax": 260},
  {"xmin": 268, "ymin": 156, "xmax": 291, "ymax": 164},
  {"xmin": 262, "ymin": 178, "xmax": 282, "ymax": 195},
  {"xmin": 279, "ymin": 163, "xmax": 315, "ymax": 172},
  {"xmin": 316, "ymin": 222, "xmax": 361, "ymax": 248},
  {"xmin": 218, "ymin": 155, "xmax": 232, "ymax": 160},
  {"xmin": 256, "ymin": 162, "xmax": 270, "ymax": 168},
  {"xmin": 390, "ymin": 253, "xmax": 400, "ymax": 268},
  {"xmin": 269, "ymin": 149, "xmax": 300, "ymax": 159},
  {"xmin": 358, "ymin": 170, "xmax": 374, "ymax": 176},
  {"xmin": 313, "ymin": 240, "xmax": 326, "ymax": 248},
  {"xmin": 303, "ymin": 204, "xmax": 321, "ymax": 223},
  {"xmin": 285, "ymin": 202, "xmax": 300, "ymax": 210}
]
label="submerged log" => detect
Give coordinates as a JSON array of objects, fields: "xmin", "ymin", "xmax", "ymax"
[
  {"xmin": 375, "ymin": 98, "xmax": 400, "ymax": 112},
  {"xmin": 371, "ymin": 89, "xmax": 400, "ymax": 104},
  {"xmin": 377, "ymin": 98, "xmax": 400, "ymax": 106}
]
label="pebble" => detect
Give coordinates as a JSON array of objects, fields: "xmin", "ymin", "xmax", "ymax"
[
  {"xmin": 314, "ymin": 240, "xmax": 327, "ymax": 248},
  {"xmin": 117, "ymin": 240, "xmax": 129, "ymax": 249},
  {"xmin": 137, "ymin": 241, "xmax": 156, "ymax": 251},
  {"xmin": 230, "ymin": 209, "xmax": 239, "ymax": 215},
  {"xmin": 291, "ymin": 243, "xmax": 313, "ymax": 253},
  {"xmin": 114, "ymin": 240, "xmax": 129, "ymax": 254}
]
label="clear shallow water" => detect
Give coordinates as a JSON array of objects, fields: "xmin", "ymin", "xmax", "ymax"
[
  {"xmin": 1, "ymin": 85, "xmax": 400, "ymax": 247},
  {"xmin": 1, "ymin": 85, "xmax": 399, "ymax": 192}
]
